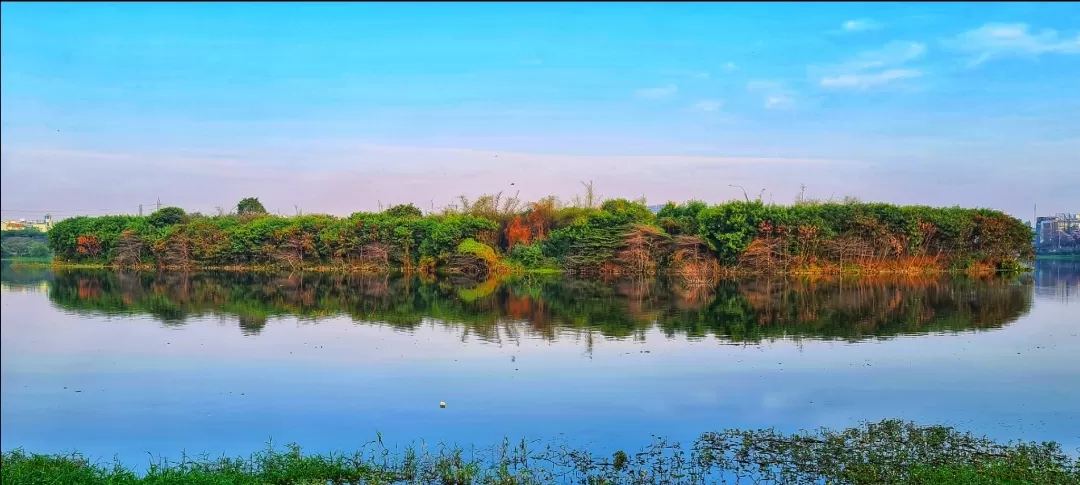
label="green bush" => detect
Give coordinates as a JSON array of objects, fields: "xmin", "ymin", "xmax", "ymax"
[
  {"xmin": 509, "ymin": 242, "xmax": 554, "ymax": 269},
  {"xmin": 147, "ymin": 206, "xmax": 186, "ymax": 227}
]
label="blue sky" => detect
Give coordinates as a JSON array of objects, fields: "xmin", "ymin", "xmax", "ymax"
[{"xmin": 2, "ymin": 2, "xmax": 1077, "ymax": 221}]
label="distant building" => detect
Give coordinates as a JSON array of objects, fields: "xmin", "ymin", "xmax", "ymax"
[
  {"xmin": 3, "ymin": 214, "xmax": 53, "ymax": 232},
  {"xmin": 1036, "ymin": 213, "xmax": 1080, "ymax": 245}
]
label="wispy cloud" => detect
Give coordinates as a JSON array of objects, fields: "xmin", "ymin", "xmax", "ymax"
[
  {"xmin": 820, "ymin": 69, "xmax": 922, "ymax": 88},
  {"xmin": 815, "ymin": 41, "xmax": 926, "ymax": 90},
  {"xmin": 840, "ymin": 18, "xmax": 882, "ymax": 33},
  {"xmin": 747, "ymin": 81, "xmax": 795, "ymax": 110},
  {"xmin": 843, "ymin": 41, "xmax": 926, "ymax": 71},
  {"xmin": 946, "ymin": 23, "xmax": 1080, "ymax": 67},
  {"xmin": 635, "ymin": 84, "xmax": 678, "ymax": 100},
  {"xmin": 764, "ymin": 95, "xmax": 794, "ymax": 110},
  {"xmin": 722, "ymin": 62, "xmax": 737, "ymax": 72},
  {"xmin": 694, "ymin": 99, "xmax": 723, "ymax": 112}
]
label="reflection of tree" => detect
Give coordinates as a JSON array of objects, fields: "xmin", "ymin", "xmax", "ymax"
[
  {"xmin": 39, "ymin": 269, "xmax": 1037, "ymax": 343},
  {"xmin": 0, "ymin": 264, "xmax": 55, "ymax": 289},
  {"xmin": 658, "ymin": 276, "xmax": 1034, "ymax": 342},
  {"xmin": 238, "ymin": 314, "xmax": 268, "ymax": 336}
]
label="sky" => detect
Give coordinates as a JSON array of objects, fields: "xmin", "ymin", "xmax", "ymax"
[{"xmin": 1, "ymin": 2, "xmax": 1078, "ymax": 222}]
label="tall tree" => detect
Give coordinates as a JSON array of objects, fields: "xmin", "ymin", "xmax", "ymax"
[{"xmin": 237, "ymin": 197, "xmax": 267, "ymax": 215}]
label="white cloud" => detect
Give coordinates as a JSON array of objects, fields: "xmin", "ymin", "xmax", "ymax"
[
  {"xmin": 841, "ymin": 18, "xmax": 882, "ymax": 32},
  {"xmin": 844, "ymin": 41, "xmax": 926, "ymax": 70},
  {"xmin": 764, "ymin": 95, "xmax": 794, "ymax": 110},
  {"xmin": 947, "ymin": 23, "xmax": 1080, "ymax": 67},
  {"xmin": 635, "ymin": 84, "xmax": 678, "ymax": 100},
  {"xmin": 815, "ymin": 41, "xmax": 925, "ymax": 90},
  {"xmin": 694, "ymin": 99, "xmax": 723, "ymax": 112},
  {"xmin": 820, "ymin": 69, "xmax": 922, "ymax": 89},
  {"xmin": 747, "ymin": 81, "xmax": 795, "ymax": 110},
  {"xmin": 722, "ymin": 62, "xmax": 737, "ymax": 72}
]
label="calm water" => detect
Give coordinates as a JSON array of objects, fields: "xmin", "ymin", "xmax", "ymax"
[{"xmin": 2, "ymin": 260, "xmax": 1078, "ymax": 465}]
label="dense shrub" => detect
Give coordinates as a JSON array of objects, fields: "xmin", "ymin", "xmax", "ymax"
[{"xmin": 44, "ymin": 195, "xmax": 1034, "ymax": 275}]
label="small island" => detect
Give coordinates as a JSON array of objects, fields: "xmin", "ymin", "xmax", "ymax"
[{"xmin": 41, "ymin": 186, "xmax": 1034, "ymax": 278}]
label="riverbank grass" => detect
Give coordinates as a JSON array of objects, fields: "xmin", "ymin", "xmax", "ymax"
[{"xmin": 2, "ymin": 420, "xmax": 1076, "ymax": 484}]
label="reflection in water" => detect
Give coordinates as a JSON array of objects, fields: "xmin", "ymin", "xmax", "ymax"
[
  {"xmin": 0, "ymin": 264, "xmax": 52, "ymax": 293},
  {"xmin": 26, "ymin": 268, "xmax": 1037, "ymax": 343},
  {"xmin": 1033, "ymin": 258, "xmax": 1080, "ymax": 303},
  {"xmin": 1, "ymin": 260, "xmax": 1077, "ymax": 467}
]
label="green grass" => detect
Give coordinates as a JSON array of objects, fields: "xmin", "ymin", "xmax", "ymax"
[
  {"xmin": 0, "ymin": 256, "xmax": 54, "ymax": 264},
  {"xmin": 520, "ymin": 267, "xmax": 563, "ymax": 274},
  {"xmin": 2, "ymin": 420, "xmax": 1077, "ymax": 484}
]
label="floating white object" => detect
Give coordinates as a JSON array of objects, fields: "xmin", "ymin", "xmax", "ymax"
[{"xmin": 440, "ymin": 401, "xmax": 446, "ymax": 408}]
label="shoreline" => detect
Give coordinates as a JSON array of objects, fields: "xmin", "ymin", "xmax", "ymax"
[
  {"xmin": 2, "ymin": 419, "xmax": 1075, "ymax": 484},
  {"xmin": 7, "ymin": 260, "xmax": 1034, "ymax": 277}
]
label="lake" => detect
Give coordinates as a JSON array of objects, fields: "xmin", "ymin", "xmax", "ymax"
[{"xmin": 1, "ymin": 260, "xmax": 1078, "ymax": 467}]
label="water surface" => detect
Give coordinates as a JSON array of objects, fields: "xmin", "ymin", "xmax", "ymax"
[{"xmin": 2, "ymin": 260, "xmax": 1078, "ymax": 465}]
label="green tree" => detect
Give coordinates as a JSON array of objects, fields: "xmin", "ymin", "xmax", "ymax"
[
  {"xmin": 237, "ymin": 197, "xmax": 267, "ymax": 215},
  {"xmin": 148, "ymin": 206, "xmax": 187, "ymax": 227},
  {"xmin": 27, "ymin": 242, "xmax": 52, "ymax": 258},
  {"xmin": 384, "ymin": 203, "xmax": 423, "ymax": 219},
  {"xmin": 696, "ymin": 201, "xmax": 767, "ymax": 263}
]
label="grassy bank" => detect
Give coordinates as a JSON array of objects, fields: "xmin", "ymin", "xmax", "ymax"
[
  {"xmin": 2, "ymin": 420, "xmax": 1076, "ymax": 484},
  {"xmin": 1, "ymin": 257, "xmax": 54, "ymax": 265}
]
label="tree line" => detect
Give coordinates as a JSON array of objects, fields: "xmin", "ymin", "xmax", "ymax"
[
  {"xmin": 45, "ymin": 186, "xmax": 1035, "ymax": 276},
  {"xmin": 1, "ymin": 228, "xmax": 52, "ymax": 259}
]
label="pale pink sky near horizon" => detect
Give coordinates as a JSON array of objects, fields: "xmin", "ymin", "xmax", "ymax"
[{"xmin": 1, "ymin": 139, "xmax": 1076, "ymax": 222}]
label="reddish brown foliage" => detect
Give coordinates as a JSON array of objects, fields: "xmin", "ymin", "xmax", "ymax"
[
  {"xmin": 75, "ymin": 235, "xmax": 102, "ymax": 257},
  {"xmin": 506, "ymin": 215, "xmax": 531, "ymax": 249},
  {"xmin": 616, "ymin": 224, "xmax": 665, "ymax": 275},
  {"xmin": 506, "ymin": 295, "xmax": 532, "ymax": 320},
  {"xmin": 274, "ymin": 229, "xmax": 316, "ymax": 270}
]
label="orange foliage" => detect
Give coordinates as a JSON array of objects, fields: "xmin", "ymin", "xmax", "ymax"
[
  {"xmin": 506, "ymin": 295, "xmax": 532, "ymax": 320},
  {"xmin": 505, "ymin": 215, "xmax": 531, "ymax": 249},
  {"xmin": 75, "ymin": 235, "xmax": 102, "ymax": 257},
  {"xmin": 77, "ymin": 279, "xmax": 100, "ymax": 299},
  {"xmin": 525, "ymin": 210, "xmax": 547, "ymax": 240}
]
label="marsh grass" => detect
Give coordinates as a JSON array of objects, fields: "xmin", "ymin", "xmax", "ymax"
[{"xmin": 3, "ymin": 420, "xmax": 1077, "ymax": 484}]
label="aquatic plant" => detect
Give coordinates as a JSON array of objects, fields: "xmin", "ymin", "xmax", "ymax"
[{"xmin": 2, "ymin": 420, "xmax": 1076, "ymax": 484}]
